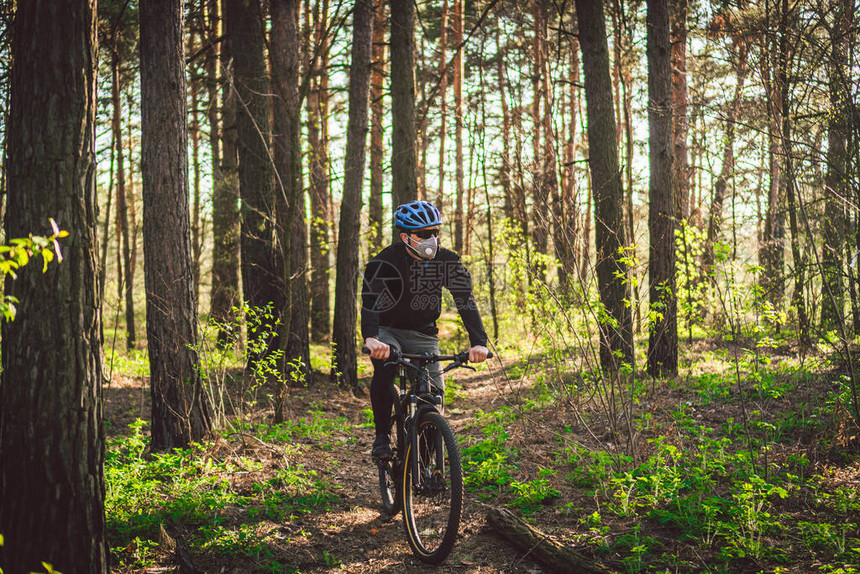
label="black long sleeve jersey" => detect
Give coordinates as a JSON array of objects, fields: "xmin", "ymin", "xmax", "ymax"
[{"xmin": 361, "ymin": 242, "xmax": 488, "ymax": 347}]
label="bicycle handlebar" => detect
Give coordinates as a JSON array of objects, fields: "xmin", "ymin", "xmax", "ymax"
[{"xmin": 360, "ymin": 347, "xmax": 493, "ymax": 363}]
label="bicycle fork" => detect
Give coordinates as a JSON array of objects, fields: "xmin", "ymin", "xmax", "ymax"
[{"xmin": 406, "ymin": 395, "xmax": 420, "ymax": 490}]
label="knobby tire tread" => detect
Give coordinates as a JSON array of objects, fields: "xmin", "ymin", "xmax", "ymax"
[{"xmin": 401, "ymin": 411, "xmax": 463, "ymax": 564}]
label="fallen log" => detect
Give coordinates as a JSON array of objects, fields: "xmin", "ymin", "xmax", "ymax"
[{"xmin": 486, "ymin": 507, "xmax": 615, "ymax": 574}]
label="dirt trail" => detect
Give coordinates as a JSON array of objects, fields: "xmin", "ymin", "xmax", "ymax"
[
  {"xmin": 247, "ymin": 365, "xmax": 543, "ymax": 574},
  {"xmin": 106, "ymin": 361, "xmax": 552, "ymax": 573}
]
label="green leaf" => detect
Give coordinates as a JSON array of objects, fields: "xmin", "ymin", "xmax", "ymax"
[{"xmin": 14, "ymin": 249, "xmax": 29, "ymax": 268}]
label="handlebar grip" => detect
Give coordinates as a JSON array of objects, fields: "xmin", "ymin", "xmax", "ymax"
[
  {"xmin": 361, "ymin": 346, "xmax": 370, "ymax": 355},
  {"xmin": 487, "ymin": 351, "xmax": 494, "ymax": 359}
]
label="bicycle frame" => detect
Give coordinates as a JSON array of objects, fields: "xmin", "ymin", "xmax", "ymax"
[{"xmin": 389, "ymin": 353, "xmax": 445, "ymax": 491}]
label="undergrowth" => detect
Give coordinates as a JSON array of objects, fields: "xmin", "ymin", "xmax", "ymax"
[{"xmin": 106, "ymin": 418, "xmax": 343, "ymax": 571}]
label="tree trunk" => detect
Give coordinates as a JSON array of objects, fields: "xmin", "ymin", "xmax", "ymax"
[
  {"xmin": 702, "ymin": 41, "xmax": 748, "ymax": 278},
  {"xmin": 487, "ymin": 508, "xmax": 613, "ymax": 574},
  {"xmin": 140, "ymin": 0, "xmax": 212, "ymax": 451},
  {"xmin": 112, "ymin": 48, "xmax": 136, "ymax": 349},
  {"xmin": 0, "ymin": 1, "xmax": 107, "ymax": 570},
  {"xmin": 390, "ymin": 0, "xmax": 417, "ymax": 233},
  {"xmin": 477, "ymin": 55, "xmax": 499, "ymax": 340},
  {"xmin": 210, "ymin": 0, "xmax": 241, "ymax": 343},
  {"xmin": 495, "ymin": 28, "xmax": 513, "ymax": 222},
  {"xmin": 205, "ymin": 0, "xmax": 221, "ymax": 225},
  {"xmin": 821, "ymin": 0, "xmax": 851, "ymax": 332},
  {"xmin": 611, "ymin": 0, "xmax": 636, "ymax": 266},
  {"xmin": 416, "ymin": 35, "xmax": 429, "ymax": 201},
  {"xmin": 531, "ymin": 0, "xmax": 550, "ymax": 263},
  {"xmin": 575, "ymin": 0, "xmax": 634, "ymax": 371},
  {"xmin": 760, "ymin": 11, "xmax": 786, "ymax": 312},
  {"xmin": 777, "ymin": 0, "xmax": 808, "ymax": 343},
  {"xmin": 670, "ymin": 0, "xmax": 689, "ymax": 220},
  {"xmin": 99, "ymin": 129, "xmax": 114, "ymax": 305},
  {"xmin": 543, "ymin": 5, "xmax": 562, "ymax": 287},
  {"xmin": 646, "ymin": 0, "xmax": 677, "ymax": 377},
  {"xmin": 271, "ymin": 0, "xmax": 311, "ymax": 398},
  {"xmin": 126, "ymin": 93, "xmax": 140, "ymax": 282},
  {"xmin": 437, "ymin": 0, "xmax": 449, "ymax": 213},
  {"xmin": 453, "ymin": 0, "xmax": 465, "ymax": 251},
  {"xmin": 190, "ymin": 68, "xmax": 203, "ymax": 304},
  {"xmin": 227, "ymin": 0, "xmax": 284, "ymax": 354},
  {"xmin": 308, "ymin": 0, "xmax": 332, "ymax": 343},
  {"xmin": 333, "ymin": 0, "xmax": 374, "ymax": 392},
  {"xmin": 557, "ymin": 34, "xmax": 580, "ymax": 293},
  {"xmin": 368, "ymin": 0, "xmax": 386, "ymax": 255},
  {"xmin": 580, "ymin": 104, "xmax": 593, "ymax": 284}
]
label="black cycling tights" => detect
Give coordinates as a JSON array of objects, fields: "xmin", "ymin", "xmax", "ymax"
[{"xmin": 370, "ymin": 358, "xmax": 397, "ymax": 437}]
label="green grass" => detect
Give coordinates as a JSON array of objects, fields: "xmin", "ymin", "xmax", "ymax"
[
  {"xmin": 106, "ymin": 418, "xmax": 343, "ymax": 570},
  {"xmin": 103, "ymin": 345, "xmax": 150, "ymax": 379}
]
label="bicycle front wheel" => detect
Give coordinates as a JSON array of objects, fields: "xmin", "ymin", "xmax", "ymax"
[{"xmin": 401, "ymin": 411, "xmax": 463, "ymax": 564}]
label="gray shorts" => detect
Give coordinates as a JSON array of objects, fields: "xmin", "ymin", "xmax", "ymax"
[{"xmin": 377, "ymin": 326, "xmax": 443, "ymax": 390}]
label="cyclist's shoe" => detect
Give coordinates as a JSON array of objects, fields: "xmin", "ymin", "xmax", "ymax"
[{"xmin": 372, "ymin": 434, "xmax": 393, "ymax": 460}]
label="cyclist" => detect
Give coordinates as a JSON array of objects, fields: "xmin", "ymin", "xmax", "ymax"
[{"xmin": 362, "ymin": 200, "xmax": 489, "ymax": 460}]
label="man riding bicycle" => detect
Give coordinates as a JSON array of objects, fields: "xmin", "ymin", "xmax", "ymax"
[{"xmin": 362, "ymin": 200, "xmax": 489, "ymax": 460}]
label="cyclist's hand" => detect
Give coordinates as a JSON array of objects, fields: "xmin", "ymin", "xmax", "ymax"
[
  {"xmin": 468, "ymin": 345, "xmax": 489, "ymax": 363},
  {"xmin": 365, "ymin": 337, "xmax": 390, "ymax": 360}
]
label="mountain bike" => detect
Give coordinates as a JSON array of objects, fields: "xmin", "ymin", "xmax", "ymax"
[{"xmin": 362, "ymin": 347, "xmax": 492, "ymax": 564}]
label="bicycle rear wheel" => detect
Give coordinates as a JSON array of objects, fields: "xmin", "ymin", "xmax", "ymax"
[
  {"xmin": 378, "ymin": 457, "xmax": 401, "ymax": 515},
  {"xmin": 401, "ymin": 411, "xmax": 463, "ymax": 564}
]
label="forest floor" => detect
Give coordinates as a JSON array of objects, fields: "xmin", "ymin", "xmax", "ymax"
[
  {"xmin": 103, "ymin": 339, "xmax": 860, "ymax": 574},
  {"xmin": 105, "ymin": 355, "xmax": 547, "ymax": 573}
]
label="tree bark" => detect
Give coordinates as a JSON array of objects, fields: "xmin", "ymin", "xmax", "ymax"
[
  {"xmin": 210, "ymin": 0, "xmax": 241, "ymax": 343},
  {"xmin": 760, "ymin": 6, "xmax": 786, "ymax": 312},
  {"xmin": 453, "ymin": 0, "xmax": 465, "ymax": 251},
  {"xmin": 189, "ymin": 22, "xmax": 203, "ymax": 302},
  {"xmin": 543, "ymin": 4, "xmax": 563, "ymax": 287},
  {"xmin": 390, "ymin": 0, "xmax": 417, "ymax": 233},
  {"xmin": 437, "ymin": 0, "xmax": 449, "ymax": 213},
  {"xmin": 227, "ymin": 0, "xmax": 284, "ymax": 354},
  {"xmin": 575, "ymin": 0, "xmax": 634, "ymax": 371},
  {"xmin": 646, "ymin": 0, "xmax": 677, "ymax": 377},
  {"xmin": 99, "ymin": 127, "xmax": 114, "ymax": 305},
  {"xmin": 0, "ymin": 1, "xmax": 107, "ymax": 570},
  {"xmin": 271, "ymin": 0, "xmax": 311, "ymax": 398},
  {"xmin": 333, "ymin": 0, "xmax": 374, "ymax": 392},
  {"xmin": 611, "ymin": 0, "xmax": 636, "ymax": 270},
  {"xmin": 670, "ymin": 0, "xmax": 689, "ymax": 220},
  {"xmin": 368, "ymin": 0, "xmax": 386, "ymax": 255},
  {"xmin": 140, "ymin": 0, "xmax": 212, "ymax": 450},
  {"xmin": 702, "ymin": 41, "xmax": 748, "ymax": 278},
  {"xmin": 112, "ymin": 47, "xmax": 137, "ymax": 349},
  {"xmin": 487, "ymin": 507, "xmax": 613, "ymax": 574},
  {"xmin": 821, "ymin": 0, "xmax": 851, "ymax": 332},
  {"xmin": 495, "ymin": 27, "xmax": 513, "ymax": 222},
  {"xmin": 308, "ymin": 0, "xmax": 332, "ymax": 343},
  {"xmin": 125, "ymin": 94, "xmax": 140, "ymax": 285},
  {"xmin": 557, "ymin": 32, "xmax": 580, "ymax": 294},
  {"xmin": 532, "ymin": 0, "xmax": 550, "ymax": 263},
  {"xmin": 778, "ymin": 0, "xmax": 808, "ymax": 343},
  {"xmin": 416, "ymin": 35, "xmax": 429, "ymax": 201}
]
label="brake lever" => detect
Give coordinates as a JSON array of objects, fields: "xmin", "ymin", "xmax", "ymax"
[
  {"xmin": 381, "ymin": 348, "xmax": 404, "ymax": 369},
  {"xmin": 442, "ymin": 360, "xmax": 476, "ymax": 373}
]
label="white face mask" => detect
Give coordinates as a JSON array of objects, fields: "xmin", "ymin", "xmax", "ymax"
[{"xmin": 408, "ymin": 235, "xmax": 438, "ymax": 260}]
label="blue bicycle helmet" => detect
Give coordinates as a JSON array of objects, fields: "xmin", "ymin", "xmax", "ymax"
[{"xmin": 394, "ymin": 200, "xmax": 442, "ymax": 230}]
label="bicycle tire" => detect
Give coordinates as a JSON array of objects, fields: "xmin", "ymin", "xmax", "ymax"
[
  {"xmin": 378, "ymin": 457, "xmax": 401, "ymax": 515},
  {"xmin": 401, "ymin": 411, "xmax": 463, "ymax": 564}
]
